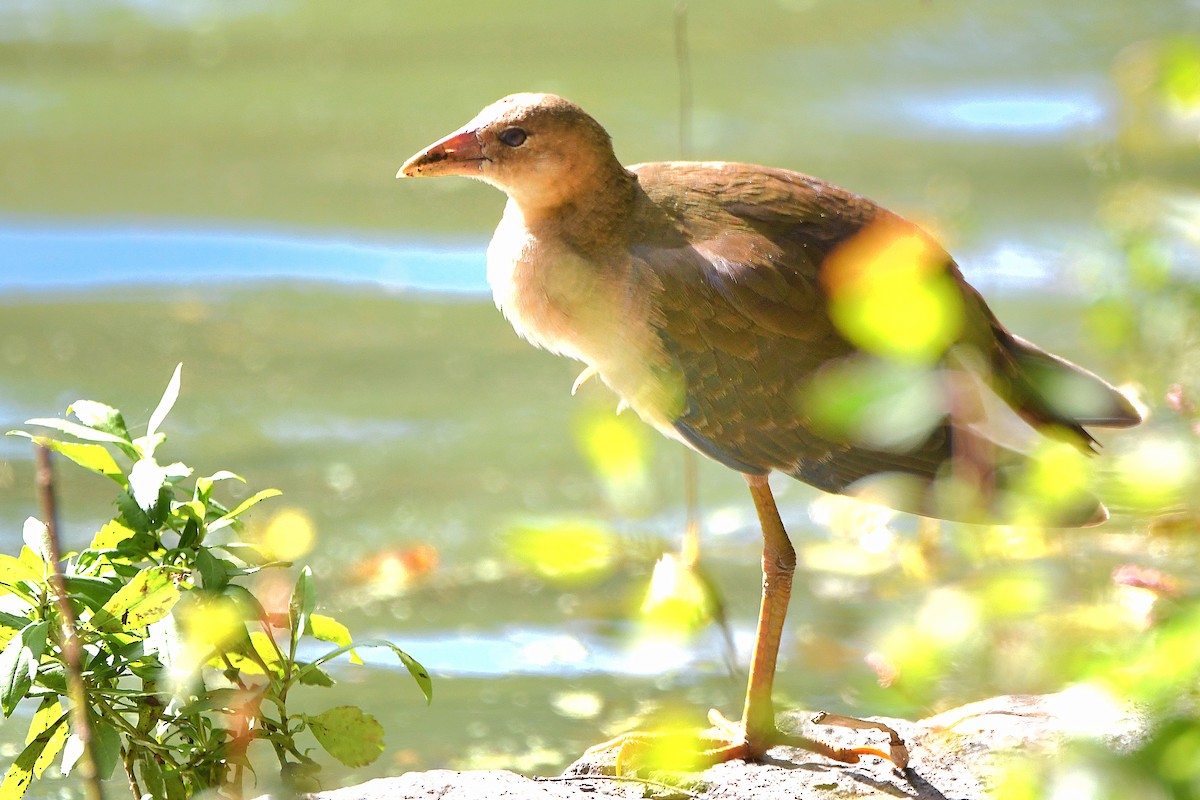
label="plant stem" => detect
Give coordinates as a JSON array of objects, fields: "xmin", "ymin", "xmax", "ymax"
[{"xmin": 35, "ymin": 445, "xmax": 105, "ymax": 800}]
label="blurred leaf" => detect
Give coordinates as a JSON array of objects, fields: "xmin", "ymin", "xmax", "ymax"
[
  {"xmin": 259, "ymin": 508, "xmax": 316, "ymax": 561},
  {"xmin": 1108, "ymin": 437, "xmax": 1198, "ymax": 510},
  {"xmin": 800, "ymin": 357, "xmax": 944, "ymax": 451},
  {"xmin": 178, "ymin": 595, "xmax": 245, "ymax": 653},
  {"xmin": 639, "ymin": 552, "xmax": 718, "ymax": 634},
  {"xmin": 303, "ymin": 706, "xmax": 383, "ymax": 768},
  {"xmin": 574, "ymin": 411, "xmax": 651, "ymax": 505},
  {"xmin": 503, "ymin": 519, "xmax": 617, "ymax": 585},
  {"xmin": 1159, "ymin": 38, "xmax": 1200, "ymax": 111},
  {"xmin": 824, "ymin": 219, "xmax": 964, "ymax": 363}
]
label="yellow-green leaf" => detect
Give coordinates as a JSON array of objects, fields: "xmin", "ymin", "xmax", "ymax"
[
  {"xmin": 309, "ymin": 614, "xmax": 362, "ymax": 665},
  {"xmin": 0, "ymin": 556, "xmax": 39, "ymax": 593},
  {"xmin": 207, "ymin": 489, "xmax": 283, "ymax": 534},
  {"xmin": 303, "ymin": 706, "xmax": 383, "ymax": 768},
  {"xmin": 223, "ymin": 631, "xmax": 283, "ymax": 676},
  {"xmin": 99, "ymin": 567, "xmax": 180, "ymax": 631},
  {"xmin": 90, "ymin": 520, "xmax": 136, "ymax": 551},
  {"xmin": 26, "ymin": 700, "xmax": 68, "ymax": 778}
]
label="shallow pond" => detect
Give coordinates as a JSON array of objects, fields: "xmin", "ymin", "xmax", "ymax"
[{"xmin": 1, "ymin": 0, "xmax": 1197, "ymax": 796}]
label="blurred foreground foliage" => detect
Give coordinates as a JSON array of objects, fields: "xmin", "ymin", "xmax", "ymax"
[{"xmin": 0, "ymin": 366, "xmax": 431, "ymax": 799}]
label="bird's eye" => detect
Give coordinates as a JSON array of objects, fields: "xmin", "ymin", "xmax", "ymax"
[{"xmin": 497, "ymin": 127, "xmax": 528, "ymax": 148}]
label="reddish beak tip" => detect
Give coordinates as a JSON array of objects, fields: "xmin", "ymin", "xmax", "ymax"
[{"xmin": 398, "ymin": 129, "xmax": 486, "ymax": 179}]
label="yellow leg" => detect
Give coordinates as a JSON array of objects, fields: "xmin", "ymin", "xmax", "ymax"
[{"xmin": 584, "ymin": 473, "xmax": 909, "ymax": 774}]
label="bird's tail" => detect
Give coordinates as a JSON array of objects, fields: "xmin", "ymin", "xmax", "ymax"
[{"xmin": 989, "ymin": 332, "xmax": 1142, "ymax": 451}]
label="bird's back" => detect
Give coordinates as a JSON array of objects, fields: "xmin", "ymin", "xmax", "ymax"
[{"xmin": 621, "ymin": 160, "xmax": 1137, "ymax": 526}]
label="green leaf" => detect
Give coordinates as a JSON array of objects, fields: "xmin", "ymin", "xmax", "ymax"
[
  {"xmin": 177, "ymin": 518, "xmax": 201, "ymax": 550},
  {"xmin": 26, "ymin": 700, "xmax": 68, "ymax": 778},
  {"xmin": 0, "ymin": 555, "xmax": 39, "ymax": 598},
  {"xmin": 98, "ymin": 566, "xmax": 181, "ymax": 631},
  {"xmin": 207, "ymin": 489, "xmax": 282, "ymax": 534},
  {"xmin": 309, "ymin": 613, "xmax": 362, "ymax": 665},
  {"xmin": 20, "ymin": 519, "xmax": 50, "ymax": 565},
  {"xmin": 116, "ymin": 490, "xmax": 154, "ymax": 534},
  {"xmin": 146, "ymin": 363, "xmax": 183, "ymax": 438},
  {"xmin": 67, "ymin": 400, "xmax": 132, "ymax": 441},
  {"xmin": 289, "ymin": 567, "xmax": 315, "ymax": 646},
  {"xmin": 63, "ymin": 575, "xmax": 122, "ymax": 612},
  {"xmin": 129, "ymin": 458, "xmax": 169, "ymax": 512},
  {"xmin": 1, "ymin": 621, "xmax": 49, "ymax": 717},
  {"xmin": 213, "ymin": 543, "xmax": 272, "ymax": 565},
  {"xmin": 8, "ymin": 435, "xmax": 125, "ymax": 484},
  {"xmin": 18, "ymin": 418, "xmax": 130, "ymax": 446},
  {"xmin": 90, "ymin": 519, "xmax": 136, "ymax": 551},
  {"xmin": 195, "ymin": 470, "xmax": 243, "ymax": 504},
  {"xmin": 0, "ymin": 612, "xmax": 30, "ymax": 647},
  {"xmin": 193, "ymin": 549, "xmax": 230, "ymax": 592},
  {"xmin": 33, "ymin": 663, "xmax": 66, "ymax": 695},
  {"xmin": 298, "ymin": 639, "xmax": 432, "ymax": 704},
  {"xmin": 90, "ymin": 721, "xmax": 121, "ymax": 780},
  {"xmin": 0, "ymin": 708, "xmax": 64, "ymax": 800},
  {"xmin": 297, "ymin": 664, "xmax": 335, "ymax": 687},
  {"xmin": 303, "ymin": 706, "xmax": 384, "ymax": 768}
]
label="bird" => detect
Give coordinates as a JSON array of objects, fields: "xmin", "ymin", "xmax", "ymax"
[{"xmin": 398, "ymin": 93, "xmax": 1141, "ymax": 772}]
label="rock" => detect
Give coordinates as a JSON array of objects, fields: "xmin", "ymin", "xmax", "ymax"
[{"xmin": 291, "ymin": 690, "xmax": 1142, "ymax": 800}]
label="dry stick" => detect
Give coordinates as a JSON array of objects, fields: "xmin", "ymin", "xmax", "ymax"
[{"xmin": 35, "ymin": 445, "xmax": 105, "ymax": 800}]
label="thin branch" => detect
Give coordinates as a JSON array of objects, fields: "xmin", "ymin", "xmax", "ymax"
[
  {"xmin": 673, "ymin": 0, "xmax": 693, "ymax": 160},
  {"xmin": 36, "ymin": 445, "xmax": 105, "ymax": 800}
]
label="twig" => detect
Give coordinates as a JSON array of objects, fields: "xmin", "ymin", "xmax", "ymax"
[
  {"xmin": 673, "ymin": 0, "xmax": 693, "ymax": 160},
  {"xmin": 36, "ymin": 445, "xmax": 105, "ymax": 800}
]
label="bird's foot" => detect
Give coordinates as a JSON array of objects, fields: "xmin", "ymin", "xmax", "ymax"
[{"xmin": 583, "ymin": 708, "xmax": 908, "ymax": 777}]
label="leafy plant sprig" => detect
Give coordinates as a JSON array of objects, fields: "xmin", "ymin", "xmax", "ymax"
[{"xmin": 0, "ymin": 365, "xmax": 431, "ymax": 799}]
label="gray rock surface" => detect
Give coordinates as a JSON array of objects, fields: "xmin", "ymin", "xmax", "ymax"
[{"xmin": 291, "ymin": 691, "xmax": 1141, "ymax": 800}]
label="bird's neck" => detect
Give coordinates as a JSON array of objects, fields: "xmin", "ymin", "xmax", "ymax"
[{"xmin": 514, "ymin": 160, "xmax": 639, "ymax": 258}]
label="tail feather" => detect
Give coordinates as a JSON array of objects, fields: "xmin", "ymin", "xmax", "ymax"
[{"xmin": 992, "ymin": 334, "xmax": 1141, "ymax": 450}]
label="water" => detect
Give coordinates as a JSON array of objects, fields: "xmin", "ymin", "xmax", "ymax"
[{"xmin": 1, "ymin": 0, "xmax": 1197, "ymax": 796}]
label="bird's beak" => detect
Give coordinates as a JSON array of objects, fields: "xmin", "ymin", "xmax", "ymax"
[{"xmin": 398, "ymin": 128, "xmax": 487, "ymax": 178}]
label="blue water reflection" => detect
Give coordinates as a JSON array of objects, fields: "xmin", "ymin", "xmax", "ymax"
[
  {"xmin": 0, "ymin": 222, "xmax": 490, "ymax": 296},
  {"xmin": 2, "ymin": 220, "xmax": 1069, "ymax": 298}
]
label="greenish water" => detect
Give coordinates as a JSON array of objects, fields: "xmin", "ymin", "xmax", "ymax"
[{"xmin": 1, "ymin": 0, "xmax": 1198, "ymax": 796}]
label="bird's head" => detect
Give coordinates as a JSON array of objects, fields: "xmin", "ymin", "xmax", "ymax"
[{"xmin": 398, "ymin": 93, "xmax": 624, "ymax": 214}]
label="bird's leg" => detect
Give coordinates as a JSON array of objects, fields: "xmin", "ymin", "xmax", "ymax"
[
  {"xmin": 739, "ymin": 471, "xmax": 796, "ymax": 751},
  {"xmin": 584, "ymin": 473, "xmax": 908, "ymax": 774}
]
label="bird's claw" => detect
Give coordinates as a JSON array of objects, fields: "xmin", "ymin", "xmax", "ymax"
[
  {"xmin": 810, "ymin": 710, "xmax": 910, "ymax": 769},
  {"xmin": 583, "ymin": 708, "xmax": 908, "ymax": 777}
]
